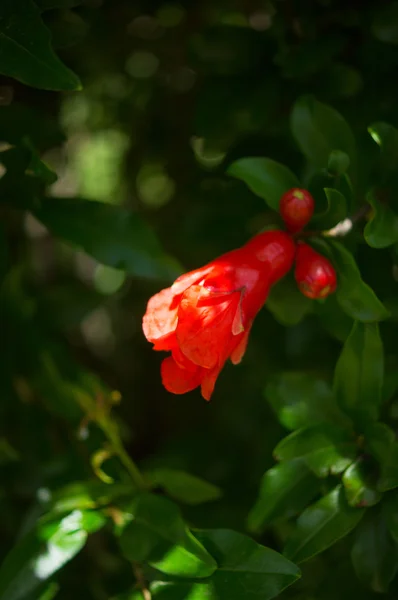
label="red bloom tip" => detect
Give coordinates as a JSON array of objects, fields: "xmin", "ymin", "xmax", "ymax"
[
  {"xmin": 143, "ymin": 230, "xmax": 295, "ymax": 400},
  {"xmin": 295, "ymin": 242, "xmax": 337, "ymax": 300},
  {"xmin": 279, "ymin": 188, "xmax": 314, "ymax": 234}
]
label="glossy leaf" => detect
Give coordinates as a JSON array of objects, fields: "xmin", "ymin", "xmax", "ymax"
[
  {"xmin": 351, "ymin": 511, "xmax": 398, "ymax": 593},
  {"xmin": 119, "ymin": 493, "xmax": 217, "ymax": 578},
  {"xmin": 0, "ymin": 0, "xmax": 81, "ymax": 90},
  {"xmin": 274, "ymin": 423, "xmax": 357, "ymax": 478},
  {"xmin": 247, "ymin": 460, "xmax": 320, "ymax": 532},
  {"xmin": 290, "ymin": 95, "xmax": 356, "ymax": 172},
  {"xmin": 34, "ymin": 198, "xmax": 182, "ymax": 281},
  {"xmin": 0, "ymin": 509, "xmax": 106, "ymax": 600},
  {"xmin": 342, "ymin": 460, "xmax": 382, "ymax": 508},
  {"xmin": 227, "ymin": 157, "xmax": 300, "ymax": 210},
  {"xmin": 382, "ymin": 490, "xmax": 398, "ymax": 542},
  {"xmin": 314, "ymin": 239, "xmax": 389, "ymax": 322},
  {"xmin": 266, "ymin": 273, "xmax": 313, "ymax": 326},
  {"xmin": 265, "ymin": 371, "xmax": 350, "ymax": 431},
  {"xmin": 311, "ymin": 188, "xmax": 347, "ymax": 230},
  {"xmin": 48, "ymin": 480, "xmax": 135, "ymax": 514},
  {"xmin": 188, "ymin": 529, "xmax": 301, "ymax": 600},
  {"xmin": 378, "ymin": 444, "xmax": 398, "ymax": 492},
  {"xmin": 368, "ymin": 121, "xmax": 398, "ymax": 174},
  {"xmin": 364, "ymin": 191, "xmax": 398, "ymax": 248},
  {"xmin": 284, "ymin": 487, "xmax": 365, "ymax": 563},
  {"xmin": 333, "ymin": 321, "xmax": 384, "ymax": 425},
  {"xmin": 363, "ymin": 423, "xmax": 396, "ymax": 464},
  {"xmin": 145, "ymin": 469, "xmax": 222, "ymax": 505},
  {"xmin": 327, "ymin": 150, "xmax": 350, "ymax": 177}
]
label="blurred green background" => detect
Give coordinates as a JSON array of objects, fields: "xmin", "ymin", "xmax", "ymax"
[{"xmin": 3, "ymin": 0, "xmax": 398, "ymax": 598}]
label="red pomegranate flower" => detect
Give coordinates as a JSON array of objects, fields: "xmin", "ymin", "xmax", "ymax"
[{"xmin": 143, "ymin": 231, "xmax": 295, "ymax": 400}]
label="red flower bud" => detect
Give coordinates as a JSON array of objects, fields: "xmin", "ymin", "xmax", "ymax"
[
  {"xmin": 143, "ymin": 230, "xmax": 295, "ymax": 400},
  {"xmin": 295, "ymin": 242, "xmax": 337, "ymax": 300},
  {"xmin": 279, "ymin": 188, "xmax": 314, "ymax": 234}
]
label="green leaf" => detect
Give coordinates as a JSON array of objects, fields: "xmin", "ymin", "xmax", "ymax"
[
  {"xmin": 311, "ymin": 188, "xmax": 347, "ymax": 230},
  {"xmin": 190, "ymin": 529, "xmax": 300, "ymax": 600},
  {"xmin": 372, "ymin": 3, "xmax": 398, "ymax": 45},
  {"xmin": 265, "ymin": 371, "xmax": 350, "ymax": 431},
  {"xmin": 363, "ymin": 423, "xmax": 396, "ymax": 464},
  {"xmin": 382, "ymin": 490, "xmax": 398, "ymax": 542},
  {"xmin": 368, "ymin": 122, "xmax": 398, "ymax": 174},
  {"xmin": 266, "ymin": 273, "xmax": 313, "ymax": 326},
  {"xmin": 351, "ymin": 511, "xmax": 398, "ymax": 593},
  {"xmin": 290, "ymin": 95, "xmax": 356, "ymax": 173},
  {"xmin": 48, "ymin": 480, "xmax": 135, "ymax": 514},
  {"xmin": 274, "ymin": 423, "xmax": 357, "ymax": 478},
  {"xmin": 119, "ymin": 493, "xmax": 217, "ymax": 578},
  {"xmin": 333, "ymin": 321, "xmax": 384, "ymax": 425},
  {"xmin": 314, "ymin": 239, "xmax": 390, "ymax": 322},
  {"xmin": 342, "ymin": 460, "xmax": 382, "ymax": 508},
  {"xmin": 247, "ymin": 460, "xmax": 320, "ymax": 533},
  {"xmin": 327, "ymin": 150, "xmax": 350, "ymax": 177},
  {"xmin": 145, "ymin": 469, "xmax": 222, "ymax": 505},
  {"xmin": 378, "ymin": 444, "xmax": 398, "ymax": 492},
  {"xmin": 284, "ymin": 486, "xmax": 365, "ymax": 563},
  {"xmin": 0, "ymin": 0, "xmax": 81, "ymax": 90},
  {"xmin": 227, "ymin": 157, "xmax": 300, "ymax": 210},
  {"xmin": 364, "ymin": 191, "xmax": 398, "ymax": 248},
  {"xmin": 34, "ymin": 197, "xmax": 182, "ymax": 281},
  {"xmin": 0, "ymin": 509, "xmax": 105, "ymax": 600}
]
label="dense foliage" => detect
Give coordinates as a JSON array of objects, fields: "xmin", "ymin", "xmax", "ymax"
[{"xmin": 3, "ymin": 1, "xmax": 398, "ymax": 599}]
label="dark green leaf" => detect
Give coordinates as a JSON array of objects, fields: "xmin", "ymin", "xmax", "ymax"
[
  {"xmin": 265, "ymin": 371, "xmax": 351, "ymax": 431},
  {"xmin": 351, "ymin": 511, "xmax": 398, "ymax": 593},
  {"xmin": 119, "ymin": 493, "xmax": 217, "ymax": 578},
  {"xmin": 290, "ymin": 95, "xmax": 356, "ymax": 173},
  {"xmin": 284, "ymin": 486, "xmax": 365, "ymax": 563},
  {"xmin": 311, "ymin": 188, "xmax": 347, "ymax": 230},
  {"xmin": 333, "ymin": 321, "xmax": 384, "ymax": 425},
  {"xmin": 227, "ymin": 157, "xmax": 300, "ymax": 210},
  {"xmin": 378, "ymin": 444, "xmax": 398, "ymax": 492},
  {"xmin": 372, "ymin": 3, "xmax": 398, "ymax": 45},
  {"xmin": 314, "ymin": 293, "xmax": 353, "ymax": 342},
  {"xmin": 34, "ymin": 198, "xmax": 182, "ymax": 281},
  {"xmin": 314, "ymin": 239, "xmax": 389, "ymax": 322},
  {"xmin": 327, "ymin": 150, "xmax": 350, "ymax": 177},
  {"xmin": 247, "ymin": 460, "xmax": 320, "ymax": 532},
  {"xmin": 0, "ymin": 0, "xmax": 81, "ymax": 90},
  {"xmin": 145, "ymin": 469, "xmax": 222, "ymax": 505},
  {"xmin": 266, "ymin": 273, "xmax": 313, "ymax": 326},
  {"xmin": 382, "ymin": 490, "xmax": 398, "ymax": 542},
  {"xmin": 342, "ymin": 460, "xmax": 382, "ymax": 508},
  {"xmin": 0, "ymin": 509, "xmax": 105, "ymax": 600},
  {"xmin": 190, "ymin": 529, "xmax": 301, "ymax": 600},
  {"xmin": 363, "ymin": 423, "xmax": 395, "ymax": 464},
  {"xmin": 368, "ymin": 122, "xmax": 398, "ymax": 174},
  {"xmin": 274, "ymin": 423, "xmax": 357, "ymax": 478},
  {"xmin": 364, "ymin": 191, "xmax": 398, "ymax": 248}
]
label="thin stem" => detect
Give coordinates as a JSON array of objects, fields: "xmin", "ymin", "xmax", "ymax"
[
  {"xmin": 102, "ymin": 422, "xmax": 147, "ymax": 490},
  {"xmin": 298, "ymin": 203, "xmax": 371, "ymax": 240},
  {"xmin": 133, "ymin": 562, "xmax": 152, "ymax": 600}
]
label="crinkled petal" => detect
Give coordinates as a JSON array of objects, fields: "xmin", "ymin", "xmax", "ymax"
[
  {"xmin": 200, "ymin": 365, "xmax": 223, "ymax": 401},
  {"xmin": 230, "ymin": 323, "xmax": 252, "ymax": 365},
  {"xmin": 171, "ymin": 264, "xmax": 214, "ymax": 295},
  {"xmin": 142, "ymin": 287, "xmax": 179, "ymax": 347},
  {"xmin": 176, "ymin": 285, "xmax": 240, "ymax": 369},
  {"xmin": 161, "ymin": 356, "xmax": 203, "ymax": 395}
]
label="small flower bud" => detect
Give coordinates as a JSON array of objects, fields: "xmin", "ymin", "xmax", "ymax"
[
  {"xmin": 295, "ymin": 242, "xmax": 337, "ymax": 299},
  {"xmin": 279, "ymin": 188, "xmax": 314, "ymax": 234}
]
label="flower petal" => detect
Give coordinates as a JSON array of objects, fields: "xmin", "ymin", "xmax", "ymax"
[
  {"xmin": 142, "ymin": 287, "xmax": 179, "ymax": 347},
  {"xmin": 161, "ymin": 356, "xmax": 203, "ymax": 395},
  {"xmin": 176, "ymin": 285, "xmax": 240, "ymax": 369},
  {"xmin": 200, "ymin": 365, "xmax": 223, "ymax": 401},
  {"xmin": 171, "ymin": 264, "xmax": 214, "ymax": 295},
  {"xmin": 230, "ymin": 323, "xmax": 252, "ymax": 365}
]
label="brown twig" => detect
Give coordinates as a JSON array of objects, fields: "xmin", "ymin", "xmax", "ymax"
[{"xmin": 133, "ymin": 562, "xmax": 152, "ymax": 600}]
